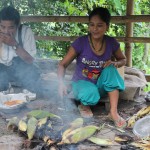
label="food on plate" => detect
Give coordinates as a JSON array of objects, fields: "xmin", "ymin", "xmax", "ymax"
[{"xmin": 4, "ymin": 100, "xmax": 24, "ymax": 106}]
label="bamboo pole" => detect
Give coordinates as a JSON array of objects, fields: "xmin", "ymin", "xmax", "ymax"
[{"xmin": 125, "ymin": 0, "xmax": 134, "ymax": 67}]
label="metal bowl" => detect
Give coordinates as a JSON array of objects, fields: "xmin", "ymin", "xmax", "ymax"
[{"xmin": 133, "ymin": 115, "xmax": 150, "ymax": 138}]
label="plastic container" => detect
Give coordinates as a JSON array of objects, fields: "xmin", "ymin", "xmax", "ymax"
[{"xmin": 133, "ymin": 115, "xmax": 150, "ymax": 138}]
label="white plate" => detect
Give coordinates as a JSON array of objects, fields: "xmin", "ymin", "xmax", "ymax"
[{"xmin": 133, "ymin": 115, "xmax": 150, "ymax": 138}]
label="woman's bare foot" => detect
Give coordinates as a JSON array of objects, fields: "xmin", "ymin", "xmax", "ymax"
[
  {"xmin": 108, "ymin": 112, "xmax": 127, "ymax": 129},
  {"xmin": 78, "ymin": 104, "xmax": 93, "ymax": 118}
]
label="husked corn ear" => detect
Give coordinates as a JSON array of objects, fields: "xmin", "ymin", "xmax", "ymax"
[
  {"xmin": 88, "ymin": 137, "xmax": 113, "ymax": 146},
  {"xmin": 18, "ymin": 120, "xmax": 27, "ymax": 132}
]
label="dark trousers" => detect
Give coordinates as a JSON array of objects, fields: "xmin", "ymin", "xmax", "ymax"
[{"xmin": 0, "ymin": 57, "xmax": 42, "ymax": 94}]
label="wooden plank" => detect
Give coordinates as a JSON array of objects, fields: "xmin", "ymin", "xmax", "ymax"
[
  {"xmin": 21, "ymin": 15, "xmax": 150, "ymax": 23},
  {"xmin": 34, "ymin": 35, "xmax": 150, "ymax": 43}
]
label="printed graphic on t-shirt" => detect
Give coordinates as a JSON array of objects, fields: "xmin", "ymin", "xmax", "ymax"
[
  {"xmin": 81, "ymin": 58, "xmax": 105, "ymax": 80},
  {"xmin": 82, "ymin": 68, "xmax": 100, "ymax": 80}
]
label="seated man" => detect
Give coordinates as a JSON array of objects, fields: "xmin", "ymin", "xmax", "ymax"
[{"xmin": 0, "ymin": 6, "xmax": 43, "ymax": 96}]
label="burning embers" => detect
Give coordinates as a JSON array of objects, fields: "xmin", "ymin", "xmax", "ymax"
[{"xmin": 7, "ymin": 110, "xmax": 63, "ymax": 149}]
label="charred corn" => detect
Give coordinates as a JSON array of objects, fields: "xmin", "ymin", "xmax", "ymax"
[
  {"xmin": 136, "ymin": 106, "xmax": 150, "ymax": 118},
  {"xmin": 127, "ymin": 115, "xmax": 137, "ymax": 127}
]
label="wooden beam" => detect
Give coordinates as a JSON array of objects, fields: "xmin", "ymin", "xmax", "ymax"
[
  {"xmin": 125, "ymin": 0, "xmax": 134, "ymax": 67},
  {"xmin": 116, "ymin": 37, "xmax": 150, "ymax": 43},
  {"xmin": 34, "ymin": 35, "xmax": 150, "ymax": 43},
  {"xmin": 21, "ymin": 15, "xmax": 150, "ymax": 23}
]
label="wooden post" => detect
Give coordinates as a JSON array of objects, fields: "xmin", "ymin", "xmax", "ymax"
[{"xmin": 125, "ymin": 0, "xmax": 134, "ymax": 67}]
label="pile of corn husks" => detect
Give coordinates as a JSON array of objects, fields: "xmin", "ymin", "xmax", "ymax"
[{"xmin": 7, "ymin": 110, "xmax": 113, "ymax": 149}]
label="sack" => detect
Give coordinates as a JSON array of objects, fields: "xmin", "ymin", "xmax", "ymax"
[{"xmin": 119, "ymin": 67, "xmax": 147, "ymax": 101}]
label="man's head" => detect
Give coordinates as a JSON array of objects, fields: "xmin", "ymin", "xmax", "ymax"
[
  {"xmin": 0, "ymin": 6, "xmax": 20, "ymax": 35},
  {"xmin": 0, "ymin": 6, "xmax": 20, "ymax": 26}
]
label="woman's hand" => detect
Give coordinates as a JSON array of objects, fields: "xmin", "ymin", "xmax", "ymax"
[
  {"xmin": 103, "ymin": 60, "xmax": 119, "ymax": 68},
  {"xmin": 58, "ymin": 82, "xmax": 68, "ymax": 99}
]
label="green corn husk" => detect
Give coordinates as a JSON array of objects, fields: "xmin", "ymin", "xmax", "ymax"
[
  {"xmin": 61, "ymin": 118, "xmax": 84, "ymax": 139},
  {"xmin": 37, "ymin": 117, "xmax": 48, "ymax": 128},
  {"xmin": 27, "ymin": 117, "xmax": 38, "ymax": 140},
  {"xmin": 88, "ymin": 137, "xmax": 113, "ymax": 146},
  {"xmin": 70, "ymin": 125, "xmax": 99, "ymax": 144},
  {"xmin": 7, "ymin": 117, "xmax": 19, "ymax": 129},
  {"xmin": 59, "ymin": 125, "xmax": 99, "ymax": 144},
  {"xmin": 70, "ymin": 118, "xmax": 84, "ymax": 129},
  {"xmin": 27, "ymin": 110, "xmax": 61, "ymax": 119},
  {"xmin": 18, "ymin": 120, "xmax": 27, "ymax": 132}
]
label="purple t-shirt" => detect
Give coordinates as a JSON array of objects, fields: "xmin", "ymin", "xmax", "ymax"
[{"xmin": 71, "ymin": 35, "xmax": 120, "ymax": 84}]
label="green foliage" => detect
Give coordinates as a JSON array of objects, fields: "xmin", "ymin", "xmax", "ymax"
[
  {"xmin": 144, "ymin": 82, "xmax": 150, "ymax": 92},
  {"xmin": 0, "ymin": 0, "xmax": 149, "ymax": 73}
]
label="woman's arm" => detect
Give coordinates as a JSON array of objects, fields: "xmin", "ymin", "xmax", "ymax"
[
  {"xmin": 113, "ymin": 48, "xmax": 126, "ymax": 68},
  {"xmin": 57, "ymin": 46, "xmax": 77, "ymax": 97},
  {"xmin": 103, "ymin": 48, "xmax": 126, "ymax": 68}
]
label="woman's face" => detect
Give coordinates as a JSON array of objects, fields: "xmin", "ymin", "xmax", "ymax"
[{"xmin": 88, "ymin": 15, "xmax": 108, "ymax": 39}]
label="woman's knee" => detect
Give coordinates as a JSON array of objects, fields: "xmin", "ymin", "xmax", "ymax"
[
  {"xmin": 79, "ymin": 86, "xmax": 100, "ymax": 105},
  {"xmin": 102, "ymin": 64, "xmax": 117, "ymax": 73}
]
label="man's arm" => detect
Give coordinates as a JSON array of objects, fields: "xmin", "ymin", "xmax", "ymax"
[
  {"xmin": 0, "ymin": 29, "xmax": 34, "ymax": 64},
  {"xmin": 13, "ymin": 43, "xmax": 34, "ymax": 63}
]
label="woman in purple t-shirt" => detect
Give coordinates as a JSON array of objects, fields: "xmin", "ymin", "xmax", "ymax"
[{"xmin": 58, "ymin": 7, "xmax": 127, "ymax": 128}]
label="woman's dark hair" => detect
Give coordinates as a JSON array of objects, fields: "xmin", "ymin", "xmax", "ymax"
[
  {"xmin": 89, "ymin": 7, "xmax": 111, "ymax": 25},
  {"xmin": 0, "ymin": 6, "xmax": 20, "ymax": 26}
]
